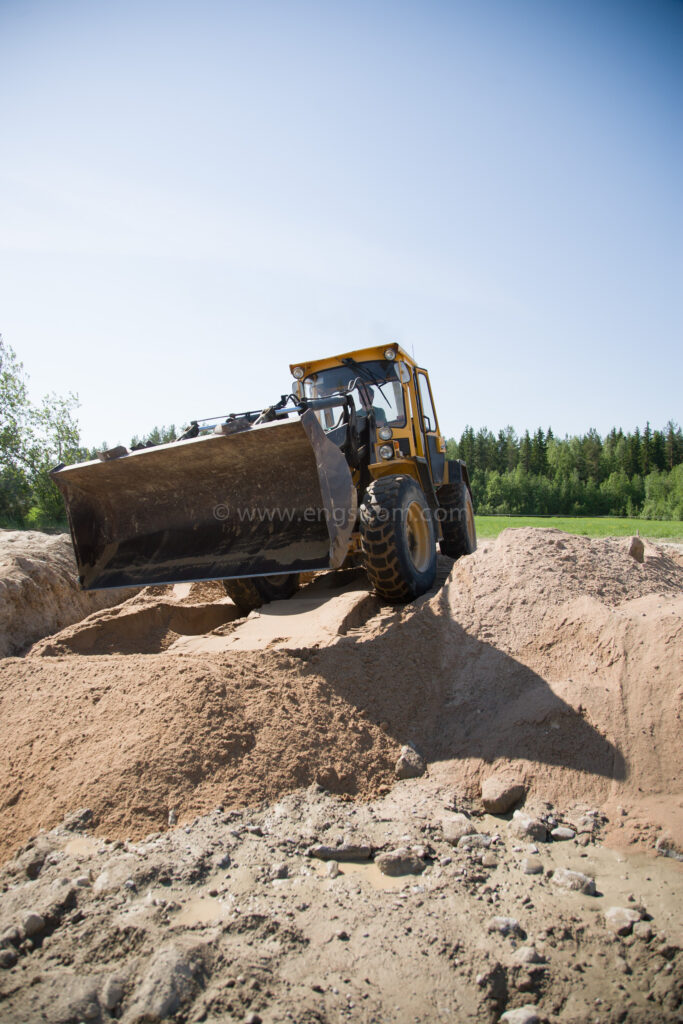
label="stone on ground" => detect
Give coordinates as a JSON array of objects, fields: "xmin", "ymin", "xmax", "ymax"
[{"xmin": 481, "ymin": 776, "xmax": 526, "ymax": 814}]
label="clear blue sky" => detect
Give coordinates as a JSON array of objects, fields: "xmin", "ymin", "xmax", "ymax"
[{"xmin": 1, "ymin": 0, "xmax": 681, "ymax": 446}]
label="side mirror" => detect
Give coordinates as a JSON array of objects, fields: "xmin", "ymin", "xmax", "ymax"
[{"xmin": 423, "ymin": 415, "xmax": 433, "ymax": 433}]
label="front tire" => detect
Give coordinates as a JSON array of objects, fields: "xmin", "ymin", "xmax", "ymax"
[
  {"xmin": 438, "ymin": 482, "xmax": 477, "ymax": 559},
  {"xmin": 223, "ymin": 573, "xmax": 300, "ymax": 615},
  {"xmin": 360, "ymin": 475, "xmax": 437, "ymax": 601}
]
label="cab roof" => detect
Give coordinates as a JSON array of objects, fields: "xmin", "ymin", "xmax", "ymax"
[{"xmin": 289, "ymin": 343, "xmax": 416, "ymax": 380}]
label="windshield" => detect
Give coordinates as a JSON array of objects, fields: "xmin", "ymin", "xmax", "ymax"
[{"xmin": 302, "ymin": 359, "xmax": 406, "ymax": 429}]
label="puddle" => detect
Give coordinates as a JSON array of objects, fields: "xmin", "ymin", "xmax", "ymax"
[
  {"xmin": 318, "ymin": 861, "xmax": 410, "ymax": 891},
  {"xmin": 172, "ymin": 897, "xmax": 231, "ymax": 927},
  {"xmin": 64, "ymin": 836, "xmax": 100, "ymax": 857},
  {"xmin": 224, "ymin": 866, "xmax": 258, "ymax": 894}
]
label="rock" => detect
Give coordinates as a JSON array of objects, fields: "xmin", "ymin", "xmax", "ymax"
[
  {"xmin": 326, "ymin": 861, "xmax": 340, "ymax": 879},
  {"xmin": 457, "ymin": 833, "xmax": 492, "ymax": 850},
  {"xmin": 482, "ymin": 852, "xmax": 498, "ymax": 868},
  {"xmin": 628, "ymin": 535, "xmax": 644, "ymax": 563},
  {"xmin": 475, "ymin": 961, "xmax": 507, "ymax": 1001},
  {"xmin": 75, "ymin": 875, "xmax": 91, "ymax": 887},
  {"xmin": 62, "ymin": 808, "xmax": 94, "ymax": 832},
  {"xmin": 551, "ymin": 827, "xmax": 576, "ymax": 841},
  {"xmin": 614, "ymin": 954, "xmax": 630, "ymax": 974},
  {"xmin": 655, "ymin": 833, "xmax": 683, "ymax": 861},
  {"xmin": 309, "ymin": 842, "xmax": 371, "ymax": 862},
  {"xmin": 521, "ymin": 857, "xmax": 543, "ymax": 875},
  {"xmin": 395, "ymin": 745, "xmax": 426, "ymax": 779},
  {"xmin": 605, "ymin": 906, "xmax": 641, "ymax": 936},
  {"xmin": 269, "ymin": 862, "xmax": 288, "ymax": 880},
  {"xmin": 509, "ymin": 811, "xmax": 548, "ymax": 842},
  {"xmin": 499, "ymin": 1006, "xmax": 540, "ymax": 1024},
  {"xmin": 122, "ymin": 945, "xmax": 200, "ymax": 1023},
  {"xmin": 168, "ymin": 808, "xmax": 178, "ymax": 826},
  {"xmin": 101, "ymin": 974, "xmax": 126, "ymax": 1011},
  {"xmin": 0, "ymin": 927, "xmax": 20, "ymax": 948},
  {"xmin": 511, "ymin": 945, "xmax": 544, "ymax": 965},
  {"xmin": 375, "ymin": 848, "xmax": 425, "ymax": 877},
  {"xmin": 480, "ymin": 777, "xmax": 525, "ymax": 814},
  {"xmin": 245, "ymin": 1014, "xmax": 262, "ymax": 1024},
  {"xmin": 94, "ymin": 871, "xmax": 114, "ymax": 894},
  {"xmin": 551, "ymin": 867, "xmax": 596, "ymax": 895},
  {"xmin": 8, "ymin": 838, "xmax": 53, "ymax": 881},
  {"xmin": 0, "ymin": 949, "xmax": 17, "ymax": 969},
  {"xmin": 21, "ymin": 912, "xmax": 45, "ymax": 938},
  {"xmin": 633, "ymin": 921, "xmax": 653, "ymax": 941},
  {"xmin": 441, "ymin": 813, "xmax": 476, "ymax": 845},
  {"xmin": 487, "ymin": 916, "xmax": 524, "ymax": 937},
  {"xmin": 45, "ymin": 974, "xmax": 105, "ymax": 1022}
]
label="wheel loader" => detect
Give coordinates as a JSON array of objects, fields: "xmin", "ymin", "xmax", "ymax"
[{"xmin": 51, "ymin": 344, "xmax": 476, "ymax": 613}]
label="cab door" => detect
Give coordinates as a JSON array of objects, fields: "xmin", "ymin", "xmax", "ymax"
[{"xmin": 415, "ymin": 370, "xmax": 445, "ymax": 486}]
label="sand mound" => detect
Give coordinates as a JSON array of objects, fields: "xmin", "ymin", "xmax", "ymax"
[
  {"xmin": 0, "ymin": 531, "xmax": 134, "ymax": 657},
  {"xmin": 0, "ymin": 528, "xmax": 681, "ymax": 863}
]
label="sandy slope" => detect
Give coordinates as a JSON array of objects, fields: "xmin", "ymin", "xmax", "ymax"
[{"xmin": 0, "ymin": 531, "xmax": 133, "ymax": 658}]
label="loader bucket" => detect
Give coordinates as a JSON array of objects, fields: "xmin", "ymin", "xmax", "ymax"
[{"xmin": 51, "ymin": 410, "xmax": 357, "ymax": 590}]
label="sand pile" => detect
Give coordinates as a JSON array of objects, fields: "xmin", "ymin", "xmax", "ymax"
[
  {"xmin": 0, "ymin": 528, "xmax": 681, "ymax": 863},
  {"xmin": 0, "ymin": 531, "xmax": 133, "ymax": 657}
]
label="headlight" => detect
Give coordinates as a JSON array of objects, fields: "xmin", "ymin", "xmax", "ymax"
[
  {"xmin": 384, "ymin": 347, "xmax": 396, "ymax": 360},
  {"xmin": 292, "ymin": 366, "xmax": 304, "ymax": 380},
  {"xmin": 378, "ymin": 426, "xmax": 393, "ymax": 440},
  {"xmin": 378, "ymin": 444, "xmax": 394, "ymax": 460}
]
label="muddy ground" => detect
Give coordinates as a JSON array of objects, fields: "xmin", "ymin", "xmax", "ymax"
[{"xmin": 0, "ymin": 528, "xmax": 681, "ymax": 1023}]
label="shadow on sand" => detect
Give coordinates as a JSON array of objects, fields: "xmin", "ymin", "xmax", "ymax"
[{"xmin": 299, "ymin": 585, "xmax": 626, "ymax": 784}]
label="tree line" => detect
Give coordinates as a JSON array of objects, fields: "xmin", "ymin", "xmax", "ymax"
[
  {"xmin": 2, "ymin": 337, "xmax": 682, "ymax": 526},
  {"xmin": 447, "ymin": 423, "xmax": 683, "ymax": 519}
]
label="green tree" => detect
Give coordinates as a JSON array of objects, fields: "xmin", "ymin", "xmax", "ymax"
[
  {"xmin": 29, "ymin": 391, "xmax": 82, "ymax": 522},
  {"xmin": 582, "ymin": 428, "xmax": 602, "ymax": 482},
  {"xmin": 641, "ymin": 421, "xmax": 652, "ymax": 476},
  {"xmin": 0, "ymin": 336, "xmax": 83, "ymax": 526},
  {"xmin": 530, "ymin": 427, "xmax": 548, "ymax": 476},
  {"xmin": 130, "ymin": 424, "xmax": 177, "ymax": 448},
  {"xmin": 519, "ymin": 430, "xmax": 532, "ymax": 473},
  {"xmin": 0, "ymin": 336, "xmax": 36, "ymax": 520},
  {"xmin": 665, "ymin": 420, "xmax": 682, "ymax": 470},
  {"xmin": 458, "ymin": 426, "xmax": 476, "ymax": 471}
]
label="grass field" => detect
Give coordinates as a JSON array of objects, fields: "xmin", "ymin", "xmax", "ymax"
[{"xmin": 474, "ymin": 516, "xmax": 683, "ymax": 540}]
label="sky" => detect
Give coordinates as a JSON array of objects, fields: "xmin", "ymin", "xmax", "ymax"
[{"xmin": 0, "ymin": 0, "xmax": 681, "ymax": 447}]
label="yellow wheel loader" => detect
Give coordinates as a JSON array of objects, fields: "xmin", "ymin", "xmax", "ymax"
[{"xmin": 52, "ymin": 344, "xmax": 476, "ymax": 613}]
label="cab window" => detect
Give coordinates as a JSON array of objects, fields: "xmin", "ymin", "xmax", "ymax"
[
  {"xmin": 302, "ymin": 359, "xmax": 406, "ymax": 430},
  {"xmin": 417, "ymin": 372, "xmax": 438, "ymax": 433}
]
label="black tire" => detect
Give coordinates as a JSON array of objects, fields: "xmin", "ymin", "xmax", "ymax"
[
  {"xmin": 438, "ymin": 482, "xmax": 477, "ymax": 559},
  {"xmin": 359, "ymin": 474, "xmax": 437, "ymax": 602},
  {"xmin": 223, "ymin": 573, "xmax": 300, "ymax": 615}
]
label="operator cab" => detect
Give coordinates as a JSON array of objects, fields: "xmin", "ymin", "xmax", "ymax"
[{"xmin": 300, "ymin": 358, "xmax": 407, "ymax": 435}]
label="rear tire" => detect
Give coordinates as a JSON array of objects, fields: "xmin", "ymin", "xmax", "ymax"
[
  {"xmin": 438, "ymin": 482, "xmax": 477, "ymax": 559},
  {"xmin": 223, "ymin": 573, "xmax": 300, "ymax": 615},
  {"xmin": 360, "ymin": 475, "xmax": 437, "ymax": 602}
]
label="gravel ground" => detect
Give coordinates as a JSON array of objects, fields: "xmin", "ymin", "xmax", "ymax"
[{"xmin": 0, "ymin": 780, "xmax": 681, "ymax": 1024}]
